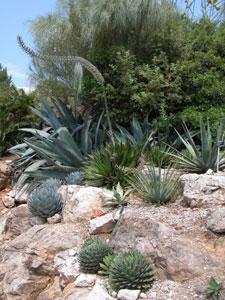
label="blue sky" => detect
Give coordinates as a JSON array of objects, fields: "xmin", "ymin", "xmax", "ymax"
[{"xmin": 0, "ymin": 0, "xmax": 55, "ymax": 91}]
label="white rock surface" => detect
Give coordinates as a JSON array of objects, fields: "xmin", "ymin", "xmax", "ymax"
[
  {"xmin": 74, "ymin": 273, "xmax": 96, "ymax": 287},
  {"xmin": 89, "ymin": 211, "xmax": 118, "ymax": 234},
  {"xmin": 117, "ymin": 289, "xmax": 140, "ymax": 300},
  {"xmin": 206, "ymin": 207, "xmax": 225, "ymax": 233}
]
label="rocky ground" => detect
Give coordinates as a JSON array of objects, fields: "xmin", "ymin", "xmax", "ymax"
[{"xmin": 0, "ymin": 161, "xmax": 225, "ymax": 299}]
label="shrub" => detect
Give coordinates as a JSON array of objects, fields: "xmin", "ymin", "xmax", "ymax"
[
  {"xmin": 28, "ymin": 178, "xmax": 63, "ymax": 219},
  {"xmin": 79, "ymin": 237, "xmax": 113, "ymax": 274},
  {"xmin": 144, "ymin": 146, "xmax": 172, "ymax": 168},
  {"xmin": 84, "ymin": 143, "xmax": 141, "ymax": 188},
  {"xmin": 109, "ymin": 250, "xmax": 155, "ymax": 292},
  {"xmin": 171, "ymin": 119, "xmax": 225, "ymax": 173},
  {"xmin": 130, "ymin": 166, "xmax": 178, "ymax": 205}
]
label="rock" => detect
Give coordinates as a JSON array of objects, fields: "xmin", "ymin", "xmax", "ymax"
[
  {"xmin": 54, "ymin": 249, "xmax": 80, "ymax": 288},
  {"xmin": 110, "ymin": 207, "xmax": 217, "ymax": 282},
  {"xmin": 0, "ymin": 161, "xmax": 12, "ymax": 190},
  {"xmin": 206, "ymin": 207, "xmax": 225, "ymax": 233},
  {"xmin": 37, "ymin": 276, "xmax": 63, "ymax": 300},
  {"xmin": 60, "ymin": 185, "xmax": 113, "ymax": 223},
  {"xmin": 30, "ymin": 216, "xmax": 46, "ymax": 225},
  {"xmin": 2, "ymin": 195, "xmax": 15, "ymax": 208},
  {"xmin": 47, "ymin": 213, "xmax": 62, "ymax": 224},
  {"xmin": 140, "ymin": 292, "xmax": 147, "ymax": 299},
  {"xmin": 117, "ymin": 289, "xmax": 140, "ymax": 300},
  {"xmin": 2, "ymin": 204, "xmax": 32, "ymax": 240},
  {"xmin": 0, "ymin": 223, "xmax": 85, "ymax": 299},
  {"xmin": 89, "ymin": 211, "xmax": 118, "ymax": 234},
  {"xmin": 111, "ymin": 291, "xmax": 117, "ymax": 298},
  {"xmin": 206, "ymin": 169, "xmax": 214, "ymax": 175},
  {"xmin": 74, "ymin": 274, "xmax": 96, "ymax": 287},
  {"xmin": 180, "ymin": 173, "xmax": 225, "ymax": 208},
  {"xmin": 64, "ymin": 279, "xmax": 114, "ymax": 300}
]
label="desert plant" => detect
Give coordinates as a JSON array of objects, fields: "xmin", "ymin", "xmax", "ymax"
[
  {"xmin": 171, "ymin": 119, "xmax": 225, "ymax": 173},
  {"xmin": 103, "ymin": 183, "xmax": 131, "ymax": 208},
  {"xmin": 144, "ymin": 146, "xmax": 172, "ymax": 167},
  {"xmin": 109, "ymin": 250, "xmax": 155, "ymax": 292},
  {"xmin": 79, "ymin": 237, "xmax": 113, "ymax": 274},
  {"xmin": 84, "ymin": 143, "xmax": 141, "ymax": 188},
  {"xmin": 130, "ymin": 165, "xmax": 178, "ymax": 205},
  {"xmin": 28, "ymin": 178, "xmax": 63, "ymax": 219},
  {"xmin": 65, "ymin": 171, "xmax": 83, "ymax": 185},
  {"xmin": 98, "ymin": 254, "xmax": 116, "ymax": 277},
  {"xmin": 207, "ymin": 277, "xmax": 222, "ymax": 300}
]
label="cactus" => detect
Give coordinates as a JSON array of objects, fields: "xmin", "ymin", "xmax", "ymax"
[
  {"xmin": 109, "ymin": 250, "xmax": 155, "ymax": 292},
  {"xmin": 79, "ymin": 237, "xmax": 113, "ymax": 274},
  {"xmin": 28, "ymin": 179, "xmax": 62, "ymax": 219},
  {"xmin": 65, "ymin": 171, "xmax": 83, "ymax": 185}
]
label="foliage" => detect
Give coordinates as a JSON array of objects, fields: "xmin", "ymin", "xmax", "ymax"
[
  {"xmin": 144, "ymin": 146, "xmax": 172, "ymax": 167},
  {"xmin": 207, "ymin": 277, "xmax": 222, "ymax": 300},
  {"xmin": 98, "ymin": 254, "xmax": 116, "ymax": 277},
  {"xmin": 84, "ymin": 143, "xmax": 141, "ymax": 188},
  {"xmin": 79, "ymin": 237, "xmax": 113, "ymax": 274},
  {"xmin": 108, "ymin": 250, "xmax": 155, "ymax": 292},
  {"xmin": 130, "ymin": 165, "xmax": 178, "ymax": 205},
  {"xmin": 28, "ymin": 178, "xmax": 63, "ymax": 219},
  {"xmin": 0, "ymin": 64, "xmax": 36, "ymax": 154},
  {"xmin": 171, "ymin": 119, "xmax": 225, "ymax": 173},
  {"xmin": 102, "ymin": 183, "xmax": 132, "ymax": 208},
  {"xmin": 65, "ymin": 171, "xmax": 83, "ymax": 185}
]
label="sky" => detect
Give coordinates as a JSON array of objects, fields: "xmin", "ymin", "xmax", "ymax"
[{"xmin": 0, "ymin": 0, "xmax": 55, "ymax": 91}]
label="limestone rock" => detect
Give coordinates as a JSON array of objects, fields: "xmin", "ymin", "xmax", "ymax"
[
  {"xmin": 206, "ymin": 207, "xmax": 225, "ymax": 233},
  {"xmin": 30, "ymin": 216, "xmax": 46, "ymax": 225},
  {"xmin": 74, "ymin": 273, "xmax": 96, "ymax": 287},
  {"xmin": 54, "ymin": 249, "xmax": 80, "ymax": 288},
  {"xmin": 180, "ymin": 173, "xmax": 225, "ymax": 208},
  {"xmin": 2, "ymin": 204, "xmax": 32, "ymax": 240},
  {"xmin": 0, "ymin": 161, "xmax": 12, "ymax": 190},
  {"xmin": 117, "ymin": 289, "xmax": 140, "ymax": 300},
  {"xmin": 60, "ymin": 185, "xmax": 112, "ymax": 223},
  {"xmin": 110, "ymin": 207, "xmax": 216, "ymax": 282},
  {"xmin": 2, "ymin": 195, "xmax": 15, "ymax": 208},
  {"xmin": 47, "ymin": 213, "xmax": 62, "ymax": 224},
  {"xmin": 37, "ymin": 276, "xmax": 63, "ymax": 300},
  {"xmin": 89, "ymin": 211, "xmax": 118, "ymax": 234}
]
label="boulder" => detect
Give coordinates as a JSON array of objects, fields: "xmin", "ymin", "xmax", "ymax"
[
  {"xmin": 117, "ymin": 289, "xmax": 140, "ymax": 300},
  {"xmin": 206, "ymin": 207, "xmax": 225, "ymax": 233},
  {"xmin": 60, "ymin": 185, "xmax": 112, "ymax": 223},
  {"xmin": 36, "ymin": 276, "xmax": 63, "ymax": 300},
  {"xmin": 0, "ymin": 161, "xmax": 12, "ymax": 191},
  {"xmin": 0, "ymin": 223, "xmax": 85, "ymax": 299},
  {"xmin": 89, "ymin": 211, "xmax": 119, "ymax": 234},
  {"xmin": 2, "ymin": 195, "xmax": 15, "ymax": 208},
  {"xmin": 110, "ymin": 207, "xmax": 216, "ymax": 282},
  {"xmin": 180, "ymin": 173, "xmax": 225, "ymax": 208}
]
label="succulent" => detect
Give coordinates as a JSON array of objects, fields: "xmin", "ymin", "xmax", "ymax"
[
  {"xmin": 109, "ymin": 250, "xmax": 155, "ymax": 292},
  {"xmin": 79, "ymin": 237, "xmax": 113, "ymax": 274},
  {"xmin": 28, "ymin": 178, "xmax": 63, "ymax": 219},
  {"xmin": 207, "ymin": 277, "xmax": 222, "ymax": 300},
  {"xmin": 99, "ymin": 254, "xmax": 116, "ymax": 277},
  {"xmin": 103, "ymin": 183, "xmax": 132, "ymax": 208},
  {"xmin": 65, "ymin": 171, "xmax": 83, "ymax": 185}
]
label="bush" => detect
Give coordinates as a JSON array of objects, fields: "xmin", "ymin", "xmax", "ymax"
[
  {"xmin": 28, "ymin": 179, "xmax": 62, "ymax": 219},
  {"xmin": 109, "ymin": 250, "xmax": 155, "ymax": 292},
  {"xmin": 84, "ymin": 142, "xmax": 141, "ymax": 188},
  {"xmin": 79, "ymin": 237, "xmax": 113, "ymax": 274}
]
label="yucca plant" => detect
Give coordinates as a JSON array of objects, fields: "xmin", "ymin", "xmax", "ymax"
[
  {"xmin": 109, "ymin": 250, "xmax": 155, "ymax": 292},
  {"xmin": 28, "ymin": 178, "xmax": 63, "ymax": 220},
  {"xmin": 130, "ymin": 165, "xmax": 178, "ymax": 205},
  {"xmin": 144, "ymin": 146, "xmax": 172, "ymax": 167},
  {"xmin": 170, "ymin": 119, "xmax": 225, "ymax": 173},
  {"xmin": 84, "ymin": 143, "xmax": 141, "ymax": 188},
  {"xmin": 79, "ymin": 237, "xmax": 113, "ymax": 274}
]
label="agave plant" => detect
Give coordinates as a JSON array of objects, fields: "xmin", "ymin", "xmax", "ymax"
[
  {"xmin": 84, "ymin": 143, "xmax": 141, "ymax": 188},
  {"xmin": 102, "ymin": 182, "xmax": 131, "ymax": 208},
  {"xmin": 130, "ymin": 165, "xmax": 178, "ymax": 205},
  {"xmin": 170, "ymin": 119, "xmax": 225, "ymax": 173}
]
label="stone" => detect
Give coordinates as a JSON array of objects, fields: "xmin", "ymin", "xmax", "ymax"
[
  {"xmin": 117, "ymin": 289, "xmax": 141, "ymax": 300},
  {"xmin": 89, "ymin": 211, "xmax": 118, "ymax": 234},
  {"xmin": 54, "ymin": 249, "xmax": 80, "ymax": 288},
  {"xmin": 206, "ymin": 169, "xmax": 214, "ymax": 175},
  {"xmin": 0, "ymin": 161, "xmax": 12, "ymax": 191},
  {"xmin": 60, "ymin": 185, "xmax": 113, "ymax": 223},
  {"xmin": 0, "ymin": 223, "xmax": 85, "ymax": 299},
  {"xmin": 2, "ymin": 195, "xmax": 15, "ymax": 208},
  {"xmin": 140, "ymin": 292, "xmax": 147, "ymax": 299},
  {"xmin": 180, "ymin": 173, "xmax": 225, "ymax": 208},
  {"xmin": 30, "ymin": 216, "xmax": 46, "ymax": 225},
  {"xmin": 37, "ymin": 276, "xmax": 63, "ymax": 300},
  {"xmin": 110, "ymin": 207, "xmax": 217, "ymax": 282},
  {"xmin": 47, "ymin": 213, "xmax": 62, "ymax": 224},
  {"xmin": 206, "ymin": 207, "xmax": 225, "ymax": 233},
  {"xmin": 74, "ymin": 273, "xmax": 96, "ymax": 287},
  {"xmin": 111, "ymin": 291, "xmax": 117, "ymax": 298},
  {"xmin": 2, "ymin": 204, "xmax": 32, "ymax": 240}
]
